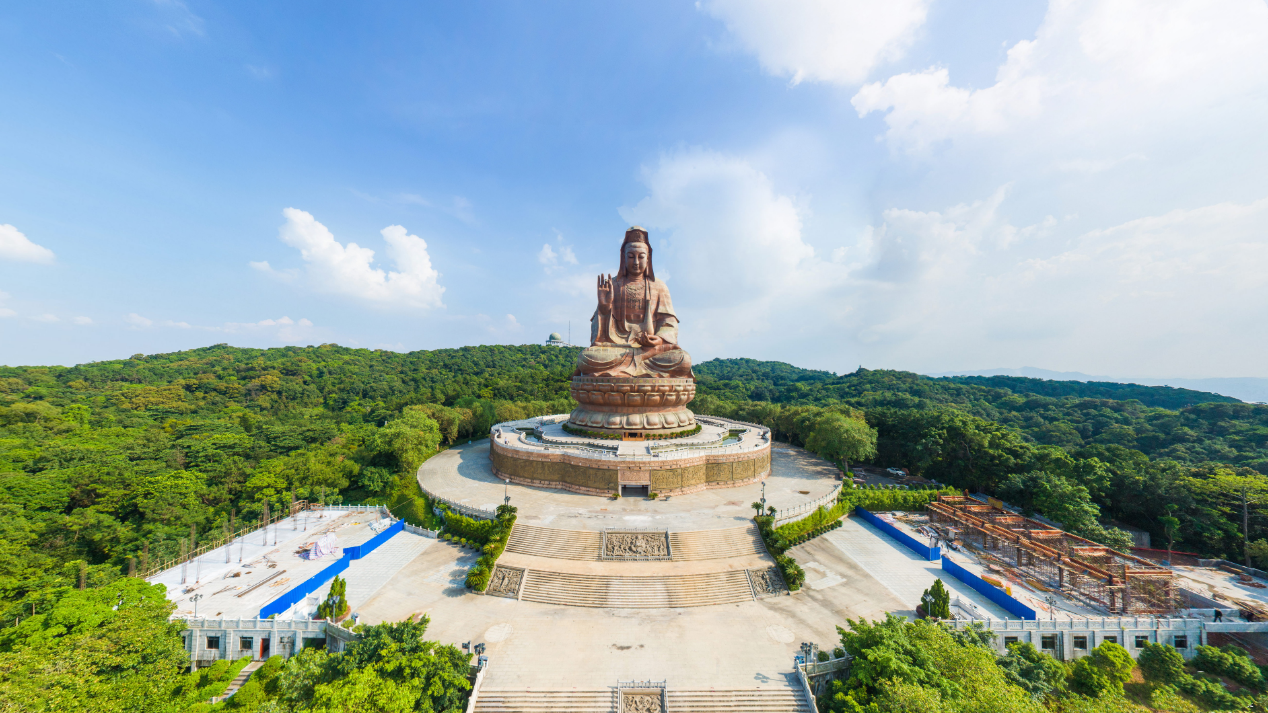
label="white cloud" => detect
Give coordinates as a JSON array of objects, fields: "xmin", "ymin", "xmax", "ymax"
[
  {"xmin": 264, "ymin": 208, "xmax": 445, "ymax": 310},
  {"xmin": 538, "ymin": 241, "xmax": 578, "ymax": 269},
  {"xmin": 852, "ymin": 0, "xmax": 1268, "ymax": 152},
  {"xmin": 0, "ymin": 224, "xmax": 55, "ymax": 264},
  {"xmin": 701, "ymin": 0, "xmax": 931, "ymax": 85},
  {"xmin": 31, "ymin": 314, "xmax": 59, "ymax": 323},
  {"xmin": 621, "ymin": 149, "xmax": 832, "ymax": 347},
  {"xmin": 221, "ymin": 316, "xmax": 316, "ymax": 342},
  {"xmin": 0, "ymin": 309, "xmax": 13, "ymax": 319},
  {"xmin": 245, "ymin": 64, "xmax": 274, "ymax": 80},
  {"xmin": 73, "ymin": 316, "xmax": 93, "ymax": 325},
  {"xmin": 125, "ymin": 313, "xmax": 189, "ymax": 329}
]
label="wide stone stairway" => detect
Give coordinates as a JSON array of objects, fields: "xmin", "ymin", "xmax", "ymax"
[
  {"xmin": 495, "ymin": 523, "xmax": 780, "ymax": 609},
  {"xmin": 506, "ymin": 524, "xmax": 765, "ymax": 562},
  {"xmin": 518, "ymin": 569, "xmax": 756, "ymax": 608},
  {"xmin": 473, "ymin": 688, "xmax": 811, "ymax": 713},
  {"xmin": 506, "ymin": 524, "xmax": 603, "ymax": 560},
  {"xmin": 669, "ymin": 528, "xmax": 765, "ymax": 560}
]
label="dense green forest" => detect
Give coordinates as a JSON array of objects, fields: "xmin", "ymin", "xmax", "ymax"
[{"xmin": 1, "ymin": 344, "xmax": 1264, "ymax": 711}]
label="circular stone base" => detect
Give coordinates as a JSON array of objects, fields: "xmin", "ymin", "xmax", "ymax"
[{"xmin": 488, "ymin": 415, "xmax": 771, "ymax": 497}]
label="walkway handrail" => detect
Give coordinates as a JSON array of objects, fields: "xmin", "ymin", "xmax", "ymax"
[{"xmin": 773, "ymin": 483, "xmax": 843, "ymax": 526}]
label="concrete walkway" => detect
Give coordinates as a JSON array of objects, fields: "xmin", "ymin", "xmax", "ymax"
[{"xmin": 806, "ymin": 516, "xmax": 1013, "ymax": 619}]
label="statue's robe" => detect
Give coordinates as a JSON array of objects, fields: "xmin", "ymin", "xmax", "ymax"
[{"xmin": 575, "ymin": 276, "xmax": 693, "ymax": 378}]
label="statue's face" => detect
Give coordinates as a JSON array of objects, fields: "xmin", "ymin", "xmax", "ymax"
[{"xmin": 623, "ymin": 243, "xmax": 649, "ymax": 277}]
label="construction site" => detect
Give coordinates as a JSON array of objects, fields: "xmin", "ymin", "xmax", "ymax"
[{"xmin": 927, "ymin": 495, "xmax": 1183, "ymax": 615}]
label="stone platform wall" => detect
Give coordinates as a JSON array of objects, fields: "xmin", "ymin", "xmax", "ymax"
[{"xmin": 489, "ymin": 441, "xmax": 771, "ymax": 497}]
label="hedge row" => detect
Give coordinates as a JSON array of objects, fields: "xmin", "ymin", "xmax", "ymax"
[{"xmin": 451, "ymin": 504, "xmax": 518, "ymax": 591}]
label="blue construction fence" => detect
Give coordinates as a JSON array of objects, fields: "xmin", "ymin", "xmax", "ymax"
[
  {"xmin": 941, "ymin": 555, "xmax": 1037, "ymax": 620},
  {"xmin": 259, "ymin": 520, "xmax": 404, "ymax": 618},
  {"xmin": 854, "ymin": 507, "xmax": 941, "ymax": 561}
]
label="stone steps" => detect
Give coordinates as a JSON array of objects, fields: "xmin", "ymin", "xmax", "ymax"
[
  {"xmin": 666, "ymin": 689, "xmax": 812, "ymax": 712},
  {"xmin": 507, "ymin": 524, "xmax": 766, "ymax": 563},
  {"xmin": 507, "ymin": 524, "xmax": 602, "ymax": 560},
  {"xmin": 472, "ymin": 688, "xmax": 810, "ymax": 713},
  {"xmin": 518, "ymin": 570, "xmax": 754, "ymax": 608},
  {"xmin": 474, "ymin": 689, "xmax": 613, "ymax": 713},
  {"xmin": 669, "ymin": 527, "xmax": 766, "ymax": 561}
]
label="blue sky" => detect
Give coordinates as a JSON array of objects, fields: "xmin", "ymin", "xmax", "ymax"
[{"xmin": 2, "ymin": 0, "xmax": 1267, "ymax": 378}]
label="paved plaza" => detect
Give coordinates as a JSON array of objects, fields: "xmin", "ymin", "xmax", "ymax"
[
  {"xmin": 339, "ymin": 443, "xmax": 1019, "ymax": 691},
  {"xmin": 421, "ymin": 440, "xmax": 840, "ymax": 531}
]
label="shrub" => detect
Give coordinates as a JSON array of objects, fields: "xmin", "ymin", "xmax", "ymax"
[
  {"xmin": 817, "ymin": 650, "xmax": 830, "ymax": 662},
  {"xmin": 920, "ymin": 579, "xmax": 951, "ymax": 619},
  {"xmin": 1175, "ymin": 674, "xmax": 1243, "ymax": 710},
  {"xmin": 1138, "ymin": 642, "xmax": 1185, "ymax": 684},
  {"xmin": 1194, "ymin": 645, "xmax": 1264, "ymax": 690},
  {"xmin": 833, "ymin": 648, "xmax": 845, "ymax": 659},
  {"xmin": 1071, "ymin": 642, "xmax": 1133, "ymax": 696}
]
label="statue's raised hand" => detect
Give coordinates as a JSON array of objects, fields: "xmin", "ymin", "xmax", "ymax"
[{"xmin": 596, "ymin": 274, "xmax": 614, "ymax": 314}]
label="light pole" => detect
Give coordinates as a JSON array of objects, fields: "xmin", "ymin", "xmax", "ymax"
[{"xmin": 191, "ymin": 593, "xmax": 203, "ymax": 618}]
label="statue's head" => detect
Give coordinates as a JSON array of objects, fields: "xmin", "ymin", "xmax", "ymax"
[{"xmin": 618, "ymin": 226, "xmax": 654, "ymax": 281}]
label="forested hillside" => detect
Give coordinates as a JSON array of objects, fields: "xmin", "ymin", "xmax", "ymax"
[{"xmin": 2, "ymin": 344, "xmax": 1267, "ymax": 711}]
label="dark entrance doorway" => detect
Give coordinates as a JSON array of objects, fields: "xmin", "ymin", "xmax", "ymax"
[
  {"xmin": 261, "ymin": 637, "xmax": 270, "ymax": 659},
  {"xmin": 621, "ymin": 485, "xmax": 648, "ymax": 498}
]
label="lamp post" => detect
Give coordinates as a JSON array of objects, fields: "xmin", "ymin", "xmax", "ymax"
[{"xmin": 191, "ymin": 593, "xmax": 203, "ymax": 618}]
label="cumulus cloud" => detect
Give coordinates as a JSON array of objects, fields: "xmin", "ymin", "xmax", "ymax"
[
  {"xmin": 0, "ymin": 224, "xmax": 55, "ymax": 264},
  {"xmin": 828, "ymin": 190, "xmax": 1268, "ymax": 377},
  {"xmin": 852, "ymin": 0, "xmax": 1268, "ymax": 152},
  {"xmin": 620, "ymin": 149, "xmax": 834, "ymax": 347},
  {"xmin": 261, "ymin": 208, "xmax": 445, "ymax": 310},
  {"xmin": 73, "ymin": 316, "xmax": 93, "ymax": 325},
  {"xmin": 701, "ymin": 0, "xmax": 931, "ymax": 85}
]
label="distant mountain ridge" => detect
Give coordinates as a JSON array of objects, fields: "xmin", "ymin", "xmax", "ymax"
[{"xmin": 929, "ymin": 367, "xmax": 1268, "ymax": 403}]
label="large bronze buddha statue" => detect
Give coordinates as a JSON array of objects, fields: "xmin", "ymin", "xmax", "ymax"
[
  {"xmin": 576, "ymin": 227, "xmax": 693, "ymax": 379},
  {"xmin": 568, "ymin": 227, "xmax": 696, "ymax": 437}
]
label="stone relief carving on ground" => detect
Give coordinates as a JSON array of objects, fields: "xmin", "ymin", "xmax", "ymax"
[
  {"xmin": 487, "ymin": 566, "xmax": 524, "ymax": 598},
  {"xmin": 622, "ymin": 691, "xmax": 663, "ymax": 713},
  {"xmin": 749, "ymin": 567, "xmax": 787, "ymax": 597},
  {"xmin": 604, "ymin": 532, "xmax": 670, "ymax": 559}
]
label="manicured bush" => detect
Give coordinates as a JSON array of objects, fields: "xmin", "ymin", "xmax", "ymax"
[{"xmin": 817, "ymin": 650, "xmax": 830, "ymax": 662}]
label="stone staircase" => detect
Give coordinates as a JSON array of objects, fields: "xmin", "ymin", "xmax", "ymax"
[
  {"xmin": 472, "ymin": 688, "xmax": 811, "ymax": 712},
  {"xmin": 665, "ymin": 688, "xmax": 812, "ymax": 712},
  {"xmin": 507, "ymin": 524, "xmax": 602, "ymax": 560},
  {"xmin": 669, "ymin": 527, "xmax": 765, "ymax": 561},
  {"xmin": 518, "ymin": 570, "xmax": 755, "ymax": 608},
  {"xmin": 507, "ymin": 524, "xmax": 766, "ymax": 562},
  {"xmin": 473, "ymin": 689, "xmax": 612, "ymax": 713},
  {"xmin": 210, "ymin": 661, "xmax": 262, "ymax": 703}
]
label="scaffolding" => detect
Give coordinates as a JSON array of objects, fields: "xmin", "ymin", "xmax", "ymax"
[{"xmin": 928, "ymin": 496, "xmax": 1181, "ymax": 614}]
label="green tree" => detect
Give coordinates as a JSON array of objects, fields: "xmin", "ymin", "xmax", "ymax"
[
  {"xmin": 0, "ymin": 579, "xmax": 187, "ymax": 713},
  {"xmin": 1137, "ymin": 641, "xmax": 1184, "ymax": 684},
  {"xmin": 1183, "ymin": 469, "xmax": 1268, "ymax": 565},
  {"xmin": 805, "ymin": 412, "xmax": 878, "ymax": 473},
  {"xmin": 374, "ymin": 408, "xmax": 443, "ymax": 476},
  {"xmin": 919, "ymin": 579, "xmax": 951, "ymax": 620},
  {"xmin": 1070, "ymin": 641, "xmax": 1134, "ymax": 697},
  {"xmin": 996, "ymin": 641, "xmax": 1065, "ymax": 699}
]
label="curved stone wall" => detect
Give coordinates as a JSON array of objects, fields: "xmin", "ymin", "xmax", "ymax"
[{"xmin": 489, "ymin": 440, "xmax": 771, "ymax": 497}]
